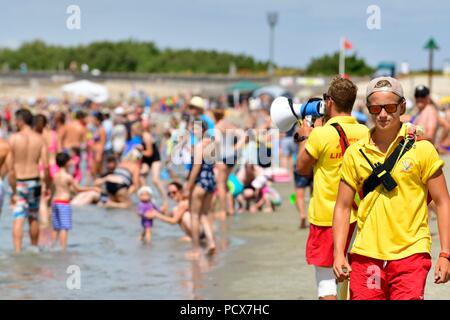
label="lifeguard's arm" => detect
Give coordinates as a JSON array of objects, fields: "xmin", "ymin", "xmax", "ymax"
[
  {"xmin": 428, "ymin": 169, "xmax": 450, "ymax": 283},
  {"xmin": 296, "ymin": 141, "xmax": 317, "ymax": 176},
  {"xmin": 295, "ymin": 121, "xmax": 316, "ymax": 176},
  {"xmin": 332, "ymin": 180, "xmax": 355, "ymax": 281}
]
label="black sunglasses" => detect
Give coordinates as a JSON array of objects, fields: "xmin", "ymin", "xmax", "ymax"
[{"xmin": 167, "ymin": 191, "xmax": 177, "ymax": 197}]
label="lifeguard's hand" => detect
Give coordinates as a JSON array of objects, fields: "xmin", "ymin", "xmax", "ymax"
[
  {"xmin": 333, "ymin": 254, "xmax": 352, "ymax": 282},
  {"xmin": 295, "ymin": 120, "xmax": 314, "ymax": 138},
  {"xmin": 434, "ymin": 257, "xmax": 450, "ymax": 284}
]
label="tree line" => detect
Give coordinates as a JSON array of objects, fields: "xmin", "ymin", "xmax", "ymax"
[
  {"xmin": 0, "ymin": 39, "xmax": 374, "ymax": 75},
  {"xmin": 0, "ymin": 39, "xmax": 270, "ymax": 74}
]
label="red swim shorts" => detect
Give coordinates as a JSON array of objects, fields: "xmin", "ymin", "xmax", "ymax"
[
  {"xmin": 306, "ymin": 222, "xmax": 356, "ymax": 267},
  {"xmin": 349, "ymin": 253, "xmax": 432, "ymax": 300}
]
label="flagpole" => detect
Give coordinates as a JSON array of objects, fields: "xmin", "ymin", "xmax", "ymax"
[{"xmin": 339, "ymin": 36, "xmax": 345, "ymax": 76}]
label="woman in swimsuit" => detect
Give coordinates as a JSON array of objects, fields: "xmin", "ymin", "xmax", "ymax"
[
  {"xmin": 139, "ymin": 118, "xmax": 167, "ymax": 207},
  {"xmin": 211, "ymin": 108, "xmax": 246, "ymax": 217},
  {"xmin": 95, "ymin": 148, "xmax": 142, "ymax": 209},
  {"xmin": 185, "ymin": 120, "xmax": 217, "ymax": 258}
]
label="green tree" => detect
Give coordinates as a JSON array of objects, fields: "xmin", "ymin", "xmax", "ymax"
[
  {"xmin": 305, "ymin": 52, "xmax": 374, "ymax": 76},
  {"xmin": 0, "ymin": 39, "xmax": 270, "ymax": 74}
]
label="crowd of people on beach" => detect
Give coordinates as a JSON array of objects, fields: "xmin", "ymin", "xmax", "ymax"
[
  {"xmin": 0, "ymin": 75, "xmax": 449, "ymax": 299},
  {"xmin": 0, "ymin": 92, "xmax": 287, "ymax": 260}
]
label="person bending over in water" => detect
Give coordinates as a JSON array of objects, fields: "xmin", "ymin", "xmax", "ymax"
[{"xmin": 94, "ymin": 147, "xmax": 142, "ymax": 209}]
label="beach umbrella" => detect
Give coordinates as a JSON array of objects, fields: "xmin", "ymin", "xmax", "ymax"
[{"xmin": 61, "ymin": 80, "xmax": 109, "ymax": 103}]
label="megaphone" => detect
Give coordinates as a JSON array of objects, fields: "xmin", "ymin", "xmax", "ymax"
[{"xmin": 270, "ymin": 96, "xmax": 326, "ymax": 132}]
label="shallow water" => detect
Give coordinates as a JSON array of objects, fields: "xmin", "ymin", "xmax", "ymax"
[{"xmin": 0, "ymin": 198, "xmax": 240, "ymax": 299}]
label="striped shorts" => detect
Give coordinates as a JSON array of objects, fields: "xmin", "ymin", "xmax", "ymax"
[{"xmin": 52, "ymin": 200, "xmax": 72, "ymax": 230}]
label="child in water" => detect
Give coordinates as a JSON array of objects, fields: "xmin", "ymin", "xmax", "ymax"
[
  {"xmin": 52, "ymin": 152, "xmax": 99, "ymax": 250},
  {"xmin": 137, "ymin": 186, "xmax": 159, "ymax": 243}
]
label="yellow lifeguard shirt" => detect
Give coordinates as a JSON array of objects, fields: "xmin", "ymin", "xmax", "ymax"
[
  {"xmin": 305, "ymin": 116, "xmax": 369, "ymax": 226},
  {"xmin": 340, "ymin": 123, "xmax": 444, "ymax": 261}
]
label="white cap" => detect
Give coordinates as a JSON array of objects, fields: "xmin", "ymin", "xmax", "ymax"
[{"xmin": 137, "ymin": 186, "xmax": 153, "ymax": 197}]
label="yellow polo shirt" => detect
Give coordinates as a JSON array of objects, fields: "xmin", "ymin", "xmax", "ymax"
[
  {"xmin": 305, "ymin": 116, "xmax": 369, "ymax": 226},
  {"xmin": 340, "ymin": 123, "xmax": 444, "ymax": 260}
]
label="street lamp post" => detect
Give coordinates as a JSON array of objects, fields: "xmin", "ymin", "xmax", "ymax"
[{"xmin": 267, "ymin": 12, "xmax": 278, "ymax": 77}]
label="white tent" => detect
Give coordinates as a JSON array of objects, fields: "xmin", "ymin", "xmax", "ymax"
[{"xmin": 61, "ymin": 80, "xmax": 109, "ymax": 103}]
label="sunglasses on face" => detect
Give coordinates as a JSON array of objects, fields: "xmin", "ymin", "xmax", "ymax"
[
  {"xmin": 167, "ymin": 190, "xmax": 177, "ymax": 197},
  {"xmin": 367, "ymin": 103, "xmax": 400, "ymax": 115}
]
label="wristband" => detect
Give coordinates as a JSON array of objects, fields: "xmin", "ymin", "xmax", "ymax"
[
  {"xmin": 439, "ymin": 252, "xmax": 450, "ymax": 261},
  {"xmin": 293, "ymin": 132, "xmax": 308, "ymax": 143}
]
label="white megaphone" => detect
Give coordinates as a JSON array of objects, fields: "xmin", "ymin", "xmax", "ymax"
[{"xmin": 270, "ymin": 96, "xmax": 325, "ymax": 132}]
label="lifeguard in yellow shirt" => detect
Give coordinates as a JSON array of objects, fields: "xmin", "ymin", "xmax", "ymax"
[
  {"xmin": 333, "ymin": 77, "xmax": 450, "ymax": 300},
  {"xmin": 296, "ymin": 76, "xmax": 369, "ymax": 299}
]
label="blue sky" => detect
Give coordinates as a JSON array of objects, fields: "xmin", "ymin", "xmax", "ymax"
[{"xmin": 1, "ymin": 0, "xmax": 449, "ymax": 70}]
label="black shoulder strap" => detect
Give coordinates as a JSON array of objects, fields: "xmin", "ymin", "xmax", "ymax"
[{"xmin": 361, "ymin": 137, "xmax": 415, "ymax": 197}]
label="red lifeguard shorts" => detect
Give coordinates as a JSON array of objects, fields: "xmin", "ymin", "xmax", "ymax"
[
  {"xmin": 306, "ymin": 222, "xmax": 356, "ymax": 268},
  {"xmin": 349, "ymin": 253, "xmax": 432, "ymax": 300}
]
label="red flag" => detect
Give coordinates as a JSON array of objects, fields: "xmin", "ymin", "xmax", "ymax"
[{"xmin": 343, "ymin": 38, "xmax": 352, "ymax": 50}]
